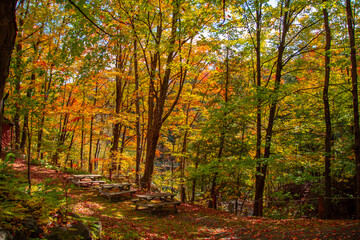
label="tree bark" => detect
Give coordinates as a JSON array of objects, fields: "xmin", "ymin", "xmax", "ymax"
[
  {"xmin": 345, "ymin": 0, "xmax": 360, "ymax": 219},
  {"xmin": 0, "ymin": 0, "xmax": 17, "ymax": 155},
  {"xmin": 322, "ymin": 1, "xmax": 332, "ymax": 219}
]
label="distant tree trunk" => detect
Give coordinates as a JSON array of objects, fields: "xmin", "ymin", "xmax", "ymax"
[
  {"xmin": 89, "ymin": 84, "xmax": 98, "ymax": 173},
  {"xmin": 37, "ymin": 66, "xmax": 53, "ymax": 159},
  {"xmin": 88, "ymin": 115, "xmax": 94, "ymax": 173},
  {"xmin": 20, "ymin": 72, "xmax": 36, "ymax": 152},
  {"xmin": 117, "ymin": 126, "xmax": 127, "ymax": 173},
  {"xmin": 134, "ymin": 38, "xmax": 142, "ymax": 185},
  {"xmin": 191, "ymin": 160, "xmax": 198, "ymax": 202},
  {"xmin": 322, "ymin": 1, "xmax": 332, "ymax": 219},
  {"xmin": 27, "ymin": 117, "xmax": 32, "ymax": 195},
  {"xmin": 80, "ymin": 117, "xmax": 85, "ymax": 169},
  {"xmin": 180, "ymin": 129, "xmax": 189, "ymax": 203},
  {"xmin": 191, "ymin": 142, "xmax": 200, "ymax": 202},
  {"xmin": 345, "ymin": 0, "xmax": 360, "ymax": 219},
  {"xmin": 94, "ymin": 133, "xmax": 101, "ymax": 171},
  {"xmin": 20, "ymin": 114, "xmax": 29, "ymax": 152},
  {"xmin": 0, "ymin": 0, "xmax": 17, "ymax": 155},
  {"xmin": 52, "ymin": 90, "xmax": 74, "ymax": 166},
  {"xmin": 66, "ymin": 128, "xmax": 76, "ymax": 169}
]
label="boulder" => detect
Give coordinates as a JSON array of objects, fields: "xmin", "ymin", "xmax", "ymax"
[
  {"xmin": 45, "ymin": 222, "xmax": 91, "ymax": 240},
  {"xmin": 0, "ymin": 227, "xmax": 13, "ymax": 240}
]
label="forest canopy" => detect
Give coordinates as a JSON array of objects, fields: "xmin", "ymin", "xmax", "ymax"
[{"xmin": 2, "ymin": 0, "xmax": 360, "ymax": 218}]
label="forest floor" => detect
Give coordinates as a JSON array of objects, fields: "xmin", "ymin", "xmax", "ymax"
[{"xmin": 11, "ymin": 159, "xmax": 360, "ymax": 240}]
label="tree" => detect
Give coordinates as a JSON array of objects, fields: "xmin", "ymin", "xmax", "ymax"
[
  {"xmin": 0, "ymin": 0, "xmax": 17, "ymax": 155},
  {"xmin": 253, "ymin": 0, "xmax": 322, "ymax": 216},
  {"xmin": 322, "ymin": 0, "xmax": 332, "ymax": 219},
  {"xmin": 137, "ymin": 0, "xmax": 217, "ymax": 189},
  {"xmin": 345, "ymin": 0, "xmax": 360, "ymax": 219}
]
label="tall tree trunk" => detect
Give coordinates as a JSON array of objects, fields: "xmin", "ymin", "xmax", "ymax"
[
  {"xmin": 254, "ymin": 0, "xmax": 289, "ymax": 216},
  {"xmin": 179, "ymin": 47, "xmax": 191, "ymax": 203},
  {"xmin": 14, "ymin": 19, "xmax": 23, "ymax": 150},
  {"xmin": 345, "ymin": 0, "xmax": 360, "ymax": 219},
  {"xmin": 0, "ymin": 0, "xmax": 17, "ymax": 155},
  {"xmin": 253, "ymin": 0, "xmax": 264, "ymax": 216},
  {"xmin": 211, "ymin": 47, "xmax": 230, "ymax": 209},
  {"xmin": 110, "ymin": 50, "xmax": 125, "ymax": 180},
  {"xmin": 141, "ymin": 1, "xmax": 186, "ymax": 190},
  {"xmin": 13, "ymin": 1, "xmax": 29, "ymax": 150},
  {"xmin": 141, "ymin": 40, "xmax": 160, "ymax": 190},
  {"xmin": 322, "ymin": 1, "xmax": 332, "ymax": 219}
]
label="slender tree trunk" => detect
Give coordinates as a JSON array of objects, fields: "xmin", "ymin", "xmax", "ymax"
[
  {"xmin": 20, "ymin": 72, "xmax": 36, "ymax": 152},
  {"xmin": 180, "ymin": 129, "xmax": 189, "ymax": 203},
  {"xmin": 80, "ymin": 117, "xmax": 85, "ymax": 170},
  {"xmin": 253, "ymin": 0, "xmax": 263, "ymax": 216},
  {"xmin": 89, "ymin": 84, "xmax": 98, "ymax": 173},
  {"xmin": 0, "ymin": 0, "xmax": 17, "ymax": 155},
  {"xmin": 110, "ymin": 50, "xmax": 125, "ymax": 180},
  {"xmin": 117, "ymin": 126, "xmax": 127, "ymax": 173},
  {"xmin": 211, "ymin": 47, "xmax": 230, "ymax": 209},
  {"xmin": 14, "ymin": 21, "xmax": 23, "ymax": 150},
  {"xmin": 37, "ymin": 66, "xmax": 53, "ymax": 158},
  {"xmin": 66, "ymin": 129, "xmax": 76, "ymax": 169},
  {"xmin": 88, "ymin": 115, "xmax": 94, "ymax": 173},
  {"xmin": 322, "ymin": 1, "xmax": 332, "ymax": 219},
  {"xmin": 134, "ymin": 38, "xmax": 142, "ymax": 185},
  {"xmin": 345, "ymin": 0, "xmax": 360, "ymax": 219},
  {"xmin": 94, "ymin": 135, "xmax": 101, "ymax": 171},
  {"xmin": 191, "ymin": 143, "xmax": 200, "ymax": 202},
  {"xmin": 27, "ymin": 117, "xmax": 32, "ymax": 195},
  {"xmin": 52, "ymin": 90, "xmax": 73, "ymax": 166}
]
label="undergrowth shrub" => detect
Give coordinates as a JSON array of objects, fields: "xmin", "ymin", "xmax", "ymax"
[{"xmin": 0, "ymin": 154, "xmax": 66, "ymax": 234}]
